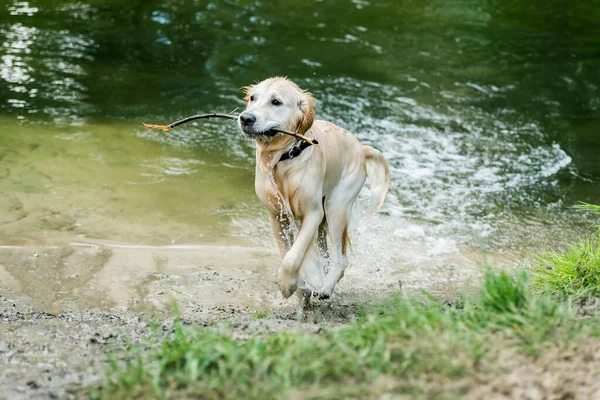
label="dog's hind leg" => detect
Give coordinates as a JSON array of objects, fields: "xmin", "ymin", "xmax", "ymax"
[
  {"xmin": 316, "ymin": 175, "xmax": 365, "ymax": 299},
  {"xmin": 315, "ymin": 207, "xmax": 349, "ymax": 299}
]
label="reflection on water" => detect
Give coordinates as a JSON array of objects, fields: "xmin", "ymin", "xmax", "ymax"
[{"xmin": 0, "ymin": 0, "xmax": 599, "ymax": 258}]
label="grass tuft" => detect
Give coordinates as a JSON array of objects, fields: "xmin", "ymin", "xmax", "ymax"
[
  {"xmin": 530, "ymin": 203, "xmax": 600, "ymax": 299},
  {"xmin": 530, "ymin": 238, "xmax": 600, "ymax": 298},
  {"xmin": 461, "ymin": 268, "xmax": 572, "ymax": 348}
]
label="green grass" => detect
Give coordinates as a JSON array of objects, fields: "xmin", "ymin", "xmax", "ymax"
[
  {"xmin": 530, "ymin": 203, "xmax": 600, "ymax": 298},
  {"xmin": 251, "ymin": 309, "xmax": 275, "ymax": 320},
  {"xmin": 95, "ymin": 269, "xmax": 597, "ymax": 400},
  {"xmin": 530, "ymin": 238, "xmax": 600, "ymax": 298}
]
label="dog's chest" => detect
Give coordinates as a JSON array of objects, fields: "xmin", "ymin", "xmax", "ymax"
[{"xmin": 255, "ymin": 162, "xmax": 306, "ymax": 218}]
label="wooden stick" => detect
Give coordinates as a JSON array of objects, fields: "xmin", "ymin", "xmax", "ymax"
[{"xmin": 143, "ymin": 113, "xmax": 319, "ymax": 146}]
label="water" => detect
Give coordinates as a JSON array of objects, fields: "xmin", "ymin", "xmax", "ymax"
[{"xmin": 1, "ymin": 0, "xmax": 600, "ymax": 289}]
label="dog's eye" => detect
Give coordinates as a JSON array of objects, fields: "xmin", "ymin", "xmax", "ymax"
[
  {"xmin": 271, "ymin": 99, "xmax": 282, "ymax": 106},
  {"xmin": 250, "ymin": 95, "xmax": 255, "ymax": 102}
]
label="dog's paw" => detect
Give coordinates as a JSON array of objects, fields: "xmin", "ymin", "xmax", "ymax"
[
  {"xmin": 277, "ymin": 270, "xmax": 298, "ymax": 299},
  {"xmin": 313, "ymin": 287, "xmax": 333, "ymax": 300},
  {"xmin": 313, "ymin": 285, "xmax": 333, "ymax": 300},
  {"xmin": 314, "ymin": 291, "xmax": 331, "ymax": 300}
]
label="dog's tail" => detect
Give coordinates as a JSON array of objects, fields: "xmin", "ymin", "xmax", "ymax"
[{"xmin": 363, "ymin": 145, "xmax": 390, "ymax": 215}]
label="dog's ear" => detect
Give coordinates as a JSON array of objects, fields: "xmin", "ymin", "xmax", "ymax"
[
  {"xmin": 242, "ymin": 85, "xmax": 253, "ymax": 106},
  {"xmin": 295, "ymin": 91, "xmax": 316, "ymax": 134}
]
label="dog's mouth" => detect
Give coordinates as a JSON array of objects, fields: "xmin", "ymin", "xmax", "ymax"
[{"xmin": 239, "ymin": 124, "xmax": 280, "ymax": 139}]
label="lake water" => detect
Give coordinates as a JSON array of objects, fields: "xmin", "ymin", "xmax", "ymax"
[{"xmin": 1, "ymin": 0, "xmax": 599, "ymax": 288}]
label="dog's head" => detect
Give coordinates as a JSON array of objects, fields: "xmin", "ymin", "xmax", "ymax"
[{"xmin": 238, "ymin": 77, "xmax": 315, "ymax": 140}]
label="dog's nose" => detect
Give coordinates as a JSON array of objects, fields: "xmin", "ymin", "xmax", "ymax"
[{"xmin": 239, "ymin": 112, "xmax": 256, "ymax": 126}]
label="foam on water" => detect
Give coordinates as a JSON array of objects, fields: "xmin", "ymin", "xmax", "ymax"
[{"xmin": 310, "ymin": 77, "xmax": 577, "ymax": 244}]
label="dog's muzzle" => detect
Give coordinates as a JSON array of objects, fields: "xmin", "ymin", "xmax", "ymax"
[{"xmin": 238, "ymin": 112, "xmax": 278, "ymax": 138}]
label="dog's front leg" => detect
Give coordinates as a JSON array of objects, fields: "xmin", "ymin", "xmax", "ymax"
[{"xmin": 278, "ymin": 209, "xmax": 324, "ymax": 298}]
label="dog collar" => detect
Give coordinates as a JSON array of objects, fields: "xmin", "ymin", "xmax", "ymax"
[{"xmin": 278, "ymin": 139, "xmax": 312, "ymax": 163}]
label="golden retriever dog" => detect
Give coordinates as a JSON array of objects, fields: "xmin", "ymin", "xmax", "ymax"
[{"xmin": 238, "ymin": 77, "xmax": 390, "ymax": 301}]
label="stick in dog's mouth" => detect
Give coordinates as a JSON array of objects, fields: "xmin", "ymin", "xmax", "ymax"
[{"xmin": 143, "ymin": 113, "xmax": 319, "ymax": 146}]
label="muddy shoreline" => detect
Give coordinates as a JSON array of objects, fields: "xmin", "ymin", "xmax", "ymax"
[
  {"xmin": 3, "ymin": 239, "xmax": 592, "ymax": 400},
  {"xmin": 0, "ymin": 292, "xmax": 345, "ymax": 400},
  {"xmin": 0, "ymin": 269, "xmax": 379, "ymax": 399},
  {"xmin": 0, "ymin": 237, "xmax": 488, "ymax": 399}
]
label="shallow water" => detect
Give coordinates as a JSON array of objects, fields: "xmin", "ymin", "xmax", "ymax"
[{"xmin": 1, "ymin": 0, "xmax": 600, "ymax": 303}]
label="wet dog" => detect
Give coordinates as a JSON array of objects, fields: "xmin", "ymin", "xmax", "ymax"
[{"xmin": 238, "ymin": 77, "xmax": 390, "ymax": 300}]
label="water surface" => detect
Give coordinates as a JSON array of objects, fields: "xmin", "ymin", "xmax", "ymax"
[{"xmin": 1, "ymin": 0, "xmax": 599, "ymax": 260}]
